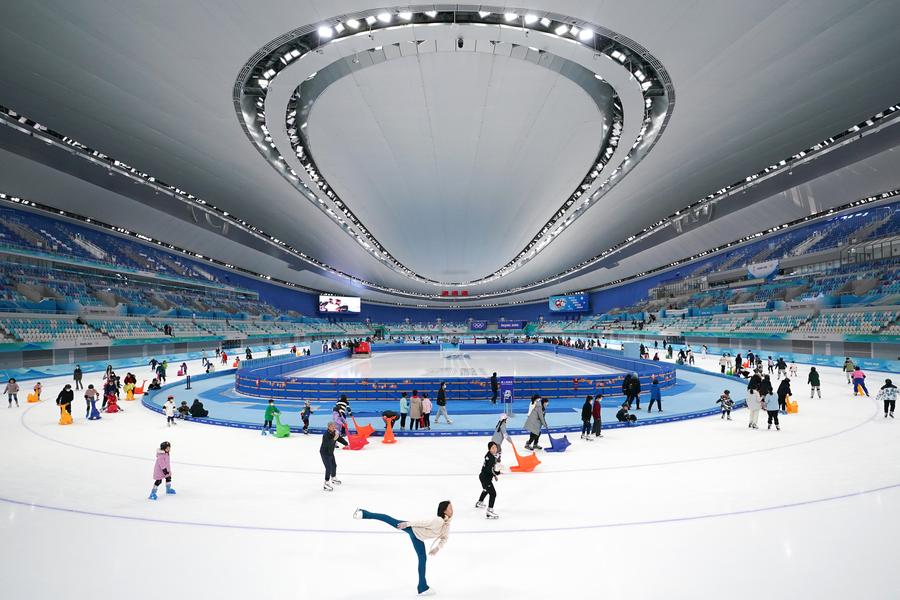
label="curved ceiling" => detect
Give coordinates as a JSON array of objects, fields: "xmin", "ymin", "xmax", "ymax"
[
  {"xmin": 306, "ymin": 51, "xmax": 607, "ymax": 282},
  {"xmin": 0, "ymin": 1, "xmax": 899, "ymax": 306}
]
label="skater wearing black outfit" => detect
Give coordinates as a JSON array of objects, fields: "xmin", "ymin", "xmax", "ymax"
[
  {"xmin": 475, "ymin": 442, "xmax": 501, "ymax": 518},
  {"xmin": 490, "ymin": 373, "xmax": 498, "ymax": 404},
  {"xmin": 73, "ymin": 365, "xmax": 83, "ymax": 390},
  {"xmin": 876, "ymin": 379, "xmax": 897, "ymax": 418},
  {"xmin": 777, "ymin": 378, "xmax": 792, "ymax": 413},
  {"xmin": 56, "ymin": 384, "xmax": 74, "ymax": 415},
  {"xmin": 580, "ymin": 396, "xmax": 594, "ymax": 440},
  {"xmin": 320, "ymin": 421, "xmax": 348, "ymax": 491}
]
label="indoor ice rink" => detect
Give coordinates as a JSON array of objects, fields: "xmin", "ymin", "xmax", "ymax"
[{"xmin": 1, "ymin": 1, "xmax": 900, "ymax": 599}]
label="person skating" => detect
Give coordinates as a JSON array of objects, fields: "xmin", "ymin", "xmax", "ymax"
[
  {"xmin": 626, "ymin": 373, "xmax": 641, "ymax": 410},
  {"xmin": 421, "ymin": 393, "xmax": 432, "ymax": 430},
  {"xmin": 719, "ymin": 355, "xmax": 729, "ymax": 374},
  {"xmin": 777, "ymin": 378, "xmax": 792, "ymax": 413},
  {"xmin": 747, "ymin": 371, "xmax": 763, "ymax": 429},
  {"xmin": 876, "ymin": 379, "xmax": 897, "ymax": 418},
  {"xmin": 320, "ymin": 421, "xmax": 348, "ymax": 491},
  {"xmin": 164, "ymin": 395, "xmax": 176, "ymax": 427},
  {"xmin": 580, "ymin": 396, "xmax": 594, "ymax": 440},
  {"xmin": 491, "ymin": 413, "xmax": 511, "ymax": 462},
  {"xmin": 591, "ymin": 394, "xmax": 603, "ymax": 438},
  {"xmin": 842, "ymin": 358, "xmax": 855, "ymax": 384},
  {"xmin": 353, "ymin": 501, "xmax": 453, "ymax": 596},
  {"xmin": 851, "ymin": 367, "xmax": 869, "ymax": 396},
  {"xmin": 56, "ymin": 384, "xmax": 74, "ymax": 416},
  {"xmin": 262, "ymin": 398, "xmax": 279, "ymax": 436},
  {"xmin": 73, "ymin": 365, "xmax": 83, "ymax": 390},
  {"xmin": 434, "ymin": 382, "xmax": 452, "ymax": 424},
  {"xmin": 84, "ymin": 384, "xmax": 99, "ymax": 418},
  {"xmin": 149, "ymin": 441, "xmax": 175, "ymax": 500},
  {"xmin": 647, "ymin": 377, "xmax": 663, "ymax": 413},
  {"xmin": 789, "ymin": 362, "xmax": 799, "ymax": 378},
  {"xmin": 764, "ymin": 383, "xmax": 781, "ymax": 430},
  {"xmin": 399, "ymin": 392, "xmax": 409, "ymax": 430},
  {"xmin": 300, "ymin": 399, "xmax": 313, "ymax": 434},
  {"xmin": 776, "ymin": 357, "xmax": 788, "ymax": 379},
  {"xmin": 490, "ymin": 372, "xmax": 498, "ymax": 404},
  {"xmin": 524, "ymin": 398, "xmax": 549, "ymax": 451},
  {"xmin": 808, "ymin": 367, "xmax": 821, "ymax": 399},
  {"xmin": 409, "ymin": 390, "xmax": 423, "ymax": 431},
  {"xmin": 716, "ymin": 390, "xmax": 734, "ymax": 420},
  {"xmin": 475, "ymin": 442, "xmax": 502, "ymax": 518},
  {"xmin": 4, "ymin": 378, "xmax": 19, "ymax": 408}
]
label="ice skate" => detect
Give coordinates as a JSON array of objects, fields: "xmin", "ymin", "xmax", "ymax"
[
  {"xmin": 165, "ymin": 484, "xmax": 176, "ymax": 495},
  {"xmin": 532, "ymin": 444, "xmax": 542, "ymax": 450},
  {"xmin": 148, "ymin": 489, "xmax": 158, "ymax": 501},
  {"xmin": 353, "ymin": 508, "xmax": 363, "ymax": 519},
  {"xmin": 475, "ymin": 501, "xmax": 485, "ymax": 508},
  {"xmin": 417, "ymin": 588, "xmax": 435, "ymax": 596},
  {"xmin": 486, "ymin": 508, "xmax": 499, "ymax": 519},
  {"xmin": 331, "ymin": 478, "xmax": 341, "ymax": 485},
  {"xmin": 524, "ymin": 444, "xmax": 533, "ymax": 451},
  {"xmin": 776, "ymin": 425, "xmax": 781, "ymax": 430},
  {"xmin": 323, "ymin": 481, "xmax": 333, "ymax": 492}
]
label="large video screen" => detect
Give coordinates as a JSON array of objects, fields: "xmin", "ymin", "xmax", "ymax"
[
  {"xmin": 549, "ymin": 293, "xmax": 589, "ymax": 313},
  {"xmin": 318, "ymin": 295, "xmax": 361, "ymax": 313}
]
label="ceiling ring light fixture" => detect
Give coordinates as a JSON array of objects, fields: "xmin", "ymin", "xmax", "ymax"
[{"xmin": 233, "ymin": 5, "xmax": 675, "ymax": 289}]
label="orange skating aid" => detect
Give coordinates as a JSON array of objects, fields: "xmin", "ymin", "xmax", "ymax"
[
  {"xmin": 343, "ymin": 434, "xmax": 369, "ymax": 450},
  {"xmin": 509, "ymin": 441, "xmax": 540, "ymax": 473},
  {"xmin": 352, "ymin": 416, "xmax": 375, "ymax": 439},
  {"xmin": 27, "ymin": 392, "xmax": 40, "ymax": 403},
  {"xmin": 381, "ymin": 416, "xmax": 397, "ymax": 444},
  {"xmin": 59, "ymin": 406, "xmax": 73, "ymax": 425}
]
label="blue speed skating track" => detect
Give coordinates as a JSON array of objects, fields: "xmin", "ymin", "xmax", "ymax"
[{"xmin": 143, "ymin": 366, "xmax": 743, "ymax": 436}]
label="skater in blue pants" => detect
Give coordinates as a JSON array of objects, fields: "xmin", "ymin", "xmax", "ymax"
[{"xmin": 354, "ymin": 501, "xmax": 453, "ymax": 596}]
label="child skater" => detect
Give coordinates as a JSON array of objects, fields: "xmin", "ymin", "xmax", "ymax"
[
  {"xmin": 353, "ymin": 500, "xmax": 453, "ymax": 596},
  {"xmin": 591, "ymin": 394, "xmax": 603, "ymax": 438},
  {"xmin": 716, "ymin": 390, "xmax": 734, "ymax": 420},
  {"xmin": 262, "ymin": 398, "xmax": 280, "ymax": 436},
  {"xmin": 320, "ymin": 421, "xmax": 348, "ymax": 491},
  {"xmin": 149, "ymin": 441, "xmax": 175, "ymax": 500},
  {"xmin": 300, "ymin": 399, "xmax": 314, "ymax": 435},
  {"xmin": 164, "ymin": 395, "xmax": 176, "ymax": 427},
  {"xmin": 475, "ymin": 442, "xmax": 502, "ymax": 519}
]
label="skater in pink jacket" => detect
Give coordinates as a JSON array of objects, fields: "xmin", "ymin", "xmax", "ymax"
[{"xmin": 149, "ymin": 441, "xmax": 176, "ymax": 500}]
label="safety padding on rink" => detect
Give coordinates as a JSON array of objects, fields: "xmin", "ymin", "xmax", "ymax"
[{"xmin": 234, "ymin": 343, "xmax": 676, "ymax": 403}]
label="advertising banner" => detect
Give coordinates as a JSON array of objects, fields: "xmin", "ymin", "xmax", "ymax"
[
  {"xmin": 549, "ymin": 292, "xmax": 590, "ymax": 312},
  {"xmin": 498, "ymin": 320, "xmax": 526, "ymax": 329},
  {"xmin": 747, "ymin": 260, "xmax": 779, "ymax": 280}
]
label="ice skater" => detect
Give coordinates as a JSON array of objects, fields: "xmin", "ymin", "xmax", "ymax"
[
  {"xmin": 764, "ymin": 387, "xmax": 781, "ymax": 430},
  {"xmin": 56, "ymin": 384, "xmax": 74, "ymax": 416},
  {"xmin": 491, "ymin": 413, "xmax": 511, "ymax": 461},
  {"xmin": 149, "ymin": 441, "xmax": 175, "ymax": 500},
  {"xmin": 851, "ymin": 367, "xmax": 869, "ymax": 396},
  {"xmin": 876, "ymin": 379, "xmax": 897, "ymax": 418},
  {"xmin": 580, "ymin": 396, "xmax": 594, "ymax": 440},
  {"xmin": 647, "ymin": 377, "xmax": 663, "ymax": 413},
  {"xmin": 716, "ymin": 390, "xmax": 734, "ymax": 420},
  {"xmin": 490, "ymin": 372, "xmax": 498, "ymax": 404},
  {"xmin": 320, "ymin": 421, "xmax": 348, "ymax": 491},
  {"xmin": 164, "ymin": 395, "xmax": 176, "ymax": 426},
  {"xmin": 353, "ymin": 500, "xmax": 453, "ymax": 596},
  {"xmin": 4, "ymin": 377, "xmax": 19, "ymax": 408},
  {"xmin": 434, "ymin": 382, "xmax": 452, "ymax": 424},
  {"xmin": 399, "ymin": 392, "xmax": 409, "ymax": 430},
  {"xmin": 524, "ymin": 397, "xmax": 549, "ymax": 451},
  {"xmin": 616, "ymin": 403, "xmax": 637, "ymax": 424},
  {"xmin": 808, "ymin": 367, "xmax": 821, "ymax": 399},
  {"xmin": 777, "ymin": 377, "xmax": 792, "ymax": 413},
  {"xmin": 475, "ymin": 442, "xmax": 501, "ymax": 518},
  {"xmin": 84, "ymin": 385, "xmax": 100, "ymax": 419},
  {"xmin": 591, "ymin": 394, "xmax": 603, "ymax": 438},
  {"xmin": 300, "ymin": 399, "xmax": 314, "ymax": 434},
  {"xmin": 262, "ymin": 398, "xmax": 279, "ymax": 435}
]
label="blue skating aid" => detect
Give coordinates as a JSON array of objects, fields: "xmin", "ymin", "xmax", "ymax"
[{"xmin": 544, "ymin": 432, "xmax": 571, "ymax": 453}]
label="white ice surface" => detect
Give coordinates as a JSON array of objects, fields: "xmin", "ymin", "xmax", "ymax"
[
  {"xmin": 1, "ymin": 352, "xmax": 898, "ymax": 599},
  {"xmin": 290, "ymin": 349, "xmax": 622, "ymax": 378}
]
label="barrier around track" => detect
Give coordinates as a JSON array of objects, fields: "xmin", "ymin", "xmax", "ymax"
[{"xmin": 234, "ymin": 343, "xmax": 676, "ymax": 403}]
